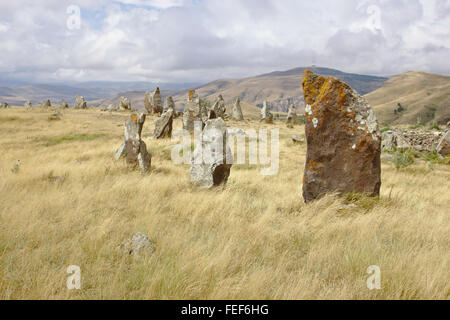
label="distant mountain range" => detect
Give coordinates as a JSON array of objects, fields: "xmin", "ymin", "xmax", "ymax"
[
  {"xmin": 0, "ymin": 80, "xmax": 200, "ymax": 106},
  {"xmin": 2, "ymin": 67, "xmax": 449, "ymax": 125},
  {"xmin": 90, "ymin": 66, "xmax": 388, "ymax": 113}
]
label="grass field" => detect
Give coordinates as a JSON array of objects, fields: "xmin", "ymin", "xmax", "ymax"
[{"xmin": 0, "ymin": 107, "xmax": 449, "ymax": 299}]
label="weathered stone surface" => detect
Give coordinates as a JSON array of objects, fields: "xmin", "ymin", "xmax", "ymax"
[
  {"xmin": 119, "ymin": 96, "xmax": 131, "ymax": 110},
  {"xmin": 232, "ymin": 98, "xmax": 244, "ymax": 121},
  {"xmin": 302, "ymin": 70, "xmax": 381, "ymax": 202},
  {"xmin": 115, "ymin": 114, "xmax": 151, "ymax": 173},
  {"xmin": 164, "ymin": 96, "xmax": 175, "ymax": 112},
  {"xmin": 286, "ymin": 104, "xmax": 297, "ymax": 126},
  {"xmin": 154, "ymin": 108, "xmax": 174, "ymax": 139},
  {"xmin": 260, "ymin": 101, "xmax": 273, "ymax": 123},
  {"xmin": 381, "ymin": 130, "xmax": 410, "ymax": 152},
  {"xmin": 437, "ymin": 130, "xmax": 450, "ymax": 156},
  {"xmin": 381, "ymin": 128, "xmax": 445, "ymax": 153},
  {"xmin": 211, "ymin": 95, "xmax": 226, "ymax": 119},
  {"xmin": 61, "ymin": 99, "xmax": 69, "ymax": 108},
  {"xmin": 292, "ymin": 135, "xmax": 305, "ymax": 144},
  {"xmin": 107, "ymin": 104, "xmax": 118, "ymax": 111},
  {"xmin": 152, "ymin": 87, "xmax": 163, "ymax": 115},
  {"xmin": 144, "ymin": 92, "xmax": 152, "ymax": 114},
  {"xmin": 41, "ymin": 99, "xmax": 51, "ymax": 108},
  {"xmin": 119, "ymin": 233, "xmax": 154, "ymax": 256},
  {"xmin": 190, "ymin": 118, "xmax": 233, "ymax": 189},
  {"xmin": 183, "ymin": 90, "xmax": 203, "ymax": 132},
  {"xmin": 24, "ymin": 101, "xmax": 32, "ymax": 108},
  {"xmin": 74, "ymin": 95, "xmax": 87, "ymax": 109}
]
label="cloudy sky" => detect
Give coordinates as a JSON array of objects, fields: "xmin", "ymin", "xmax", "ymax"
[{"xmin": 0, "ymin": 0, "xmax": 449, "ymax": 84}]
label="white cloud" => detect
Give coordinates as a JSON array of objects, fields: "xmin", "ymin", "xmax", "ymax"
[{"xmin": 0, "ymin": 0, "xmax": 449, "ymax": 83}]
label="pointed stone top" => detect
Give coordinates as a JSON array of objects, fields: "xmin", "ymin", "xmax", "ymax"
[{"xmin": 155, "ymin": 87, "xmax": 160, "ymax": 94}]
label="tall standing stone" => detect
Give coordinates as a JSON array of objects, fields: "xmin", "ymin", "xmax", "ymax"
[
  {"xmin": 144, "ymin": 92, "xmax": 153, "ymax": 114},
  {"xmin": 119, "ymin": 96, "xmax": 131, "ymax": 110},
  {"xmin": 436, "ymin": 130, "xmax": 449, "ymax": 156},
  {"xmin": 286, "ymin": 104, "xmax": 297, "ymax": 126},
  {"xmin": 260, "ymin": 101, "xmax": 273, "ymax": 123},
  {"xmin": 115, "ymin": 114, "xmax": 151, "ymax": 173},
  {"xmin": 190, "ymin": 118, "xmax": 233, "ymax": 189},
  {"xmin": 164, "ymin": 96, "xmax": 175, "ymax": 112},
  {"xmin": 232, "ymin": 98, "xmax": 244, "ymax": 121},
  {"xmin": 41, "ymin": 99, "xmax": 51, "ymax": 108},
  {"xmin": 154, "ymin": 108, "xmax": 174, "ymax": 139},
  {"xmin": 302, "ymin": 70, "xmax": 381, "ymax": 202},
  {"xmin": 61, "ymin": 99, "xmax": 69, "ymax": 109},
  {"xmin": 152, "ymin": 87, "xmax": 163, "ymax": 115},
  {"xmin": 183, "ymin": 90, "xmax": 202, "ymax": 132},
  {"xmin": 74, "ymin": 95, "xmax": 87, "ymax": 109},
  {"xmin": 211, "ymin": 95, "xmax": 226, "ymax": 119}
]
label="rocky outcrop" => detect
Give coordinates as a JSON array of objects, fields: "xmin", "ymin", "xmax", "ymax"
[
  {"xmin": 115, "ymin": 114, "xmax": 151, "ymax": 173},
  {"xmin": 119, "ymin": 96, "xmax": 131, "ymax": 111},
  {"xmin": 381, "ymin": 128, "xmax": 445, "ymax": 153},
  {"xmin": 190, "ymin": 118, "xmax": 233, "ymax": 189},
  {"xmin": 260, "ymin": 101, "xmax": 273, "ymax": 123},
  {"xmin": 154, "ymin": 108, "xmax": 174, "ymax": 139},
  {"xmin": 24, "ymin": 101, "xmax": 32, "ymax": 109},
  {"xmin": 232, "ymin": 98, "xmax": 244, "ymax": 121},
  {"xmin": 302, "ymin": 70, "xmax": 381, "ymax": 203}
]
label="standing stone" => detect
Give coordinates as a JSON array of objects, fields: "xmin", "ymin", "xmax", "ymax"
[
  {"xmin": 164, "ymin": 96, "xmax": 175, "ymax": 112},
  {"xmin": 302, "ymin": 70, "xmax": 381, "ymax": 202},
  {"xmin": 74, "ymin": 95, "xmax": 87, "ymax": 109},
  {"xmin": 24, "ymin": 101, "xmax": 32, "ymax": 109},
  {"xmin": 119, "ymin": 96, "xmax": 131, "ymax": 111},
  {"xmin": 144, "ymin": 92, "xmax": 152, "ymax": 114},
  {"xmin": 41, "ymin": 99, "xmax": 51, "ymax": 108},
  {"xmin": 183, "ymin": 90, "xmax": 202, "ymax": 132},
  {"xmin": 152, "ymin": 87, "xmax": 163, "ymax": 115},
  {"xmin": 211, "ymin": 95, "xmax": 226, "ymax": 119},
  {"xmin": 436, "ymin": 130, "xmax": 449, "ymax": 156},
  {"xmin": 190, "ymin": 118, "xmax": 233, "ymax": 189},
  {"xmin": 260, "ymin": 101, "xmax": 273, "ymax": 123},
  {"xmin": 153, "ymin": 108, "xmax": 174, "ymax": 139},
  {"xmin": 232, "ymin": 98, "xmax": 244, "ymax": 121},
  {"xmin": 61, "ymin": 99, "xmax": 69, "ymax": 109},
  {"xmin": 286, "ymin": 104, "xmax": 297, "ymax": 126},
  {"xmin": 115, "ymin": 114, "xmax": 151, "ymax": 173}
]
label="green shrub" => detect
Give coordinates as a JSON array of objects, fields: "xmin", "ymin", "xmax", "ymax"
[{"xmin": 392, "ymin": 149, "xmax": 416, "ymax": 169}]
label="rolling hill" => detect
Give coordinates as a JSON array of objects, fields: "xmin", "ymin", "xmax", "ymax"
[
  {"xmin": 172, "ymin": 66, "xmax": 387, "ymax": 113},
  {"xmin": 365, "ymin": 71, "xmax": 450, "ymax": 126}
]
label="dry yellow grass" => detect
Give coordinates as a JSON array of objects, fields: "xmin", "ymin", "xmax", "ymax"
[{"xmin": 0, "ymin": 107, "xmax": 449, "ymax": 300}]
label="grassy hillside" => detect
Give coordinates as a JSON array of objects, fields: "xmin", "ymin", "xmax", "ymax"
[
  {"xmin": 365, "ymin": 71, "xmax": 450, "ymax": 126},
  {"xmin": 0, "ymin": 107, "xmax": 448, "ymax": 299}
]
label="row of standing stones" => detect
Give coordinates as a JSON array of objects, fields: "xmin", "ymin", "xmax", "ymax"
[
  {"xmin": 111, "ymin": 71, "xmax": 386, "ymax": 203},
  {"xmin": 109, "ymin": 71, "xmax": 448, "ymax": 204},
  {"xmin": 3, "ymin": 72, "xmax": 448, "ymax": 201}
]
